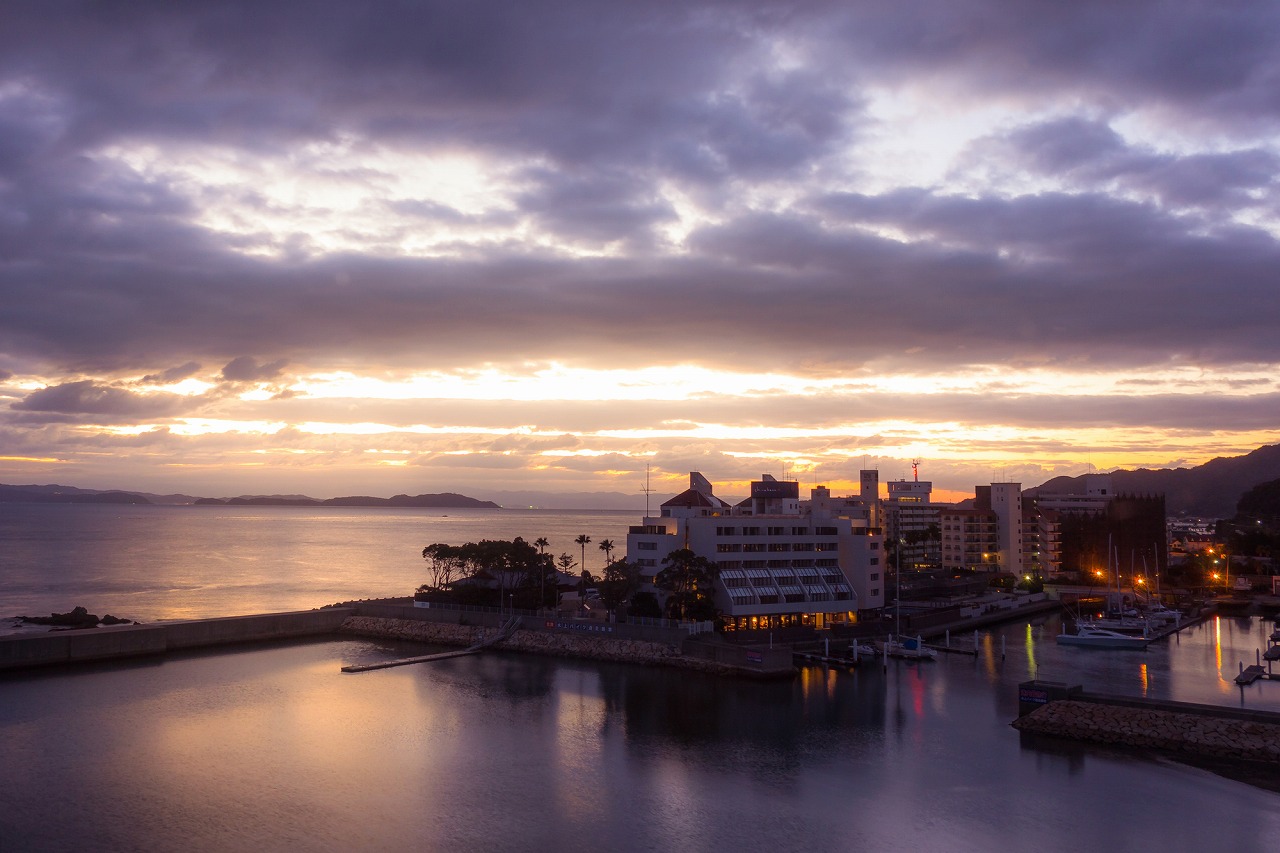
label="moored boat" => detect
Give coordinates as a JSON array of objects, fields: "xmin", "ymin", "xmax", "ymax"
[
  {"xmin": 877, "ymin": 635, "xmax": 938, "ymax": 660},
  {"xmin": 1056, "ymin": 623, "xmax": 1150, "ymax": 650}
]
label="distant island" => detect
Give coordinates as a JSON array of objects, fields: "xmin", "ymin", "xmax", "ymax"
[
  {"xmin": 5, "ymin": 442, "xmax": 1280, "ymax": 516},
  {"xmin": 0, "ymin": 485, "xmax": 154, "ymax": 505},
  {"xmin": 194, "ymin": 493, "xmax": 499, "ymax": 509},
  {"xmin": 0, "ymin": 483, "xmax": 498, "ymax": 509}
]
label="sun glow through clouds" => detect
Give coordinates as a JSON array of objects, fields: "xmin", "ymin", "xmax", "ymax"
[{"xmin": 94, "ymin": 141, "xmax": 532, "ymax": 258}]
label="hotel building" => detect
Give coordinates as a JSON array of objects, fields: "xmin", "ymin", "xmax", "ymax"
[{"xmin": 626, "ymin": 472, "xmax": 886, "ymax": 631}]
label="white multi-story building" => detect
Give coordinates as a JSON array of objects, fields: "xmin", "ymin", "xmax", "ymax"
[
  {"xmin": 626, "ymin": 472, "xmax": 886, "ymax": 631},
  {"xmin": 941, "ymin": 482, "xmax": 1024, "ymax": 574}
]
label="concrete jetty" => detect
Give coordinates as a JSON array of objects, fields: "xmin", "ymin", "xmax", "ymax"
[
  {"xmin": 1013, "ymin": 680, "xmax": 1280, "ymax": 766},
  {"xmin": 0, "ymin": 609, "xmax": 353, "ymax": 671}
]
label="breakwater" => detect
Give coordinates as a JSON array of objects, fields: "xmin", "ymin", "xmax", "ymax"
[
  {"xmin": 340, "ymin": 615, "xmax": 794, "ymax": 677},
  {"xmin": 1013, "ymin": 694, "xmax": 1280, "ymax": 766},
  {"xmin": 0, "ymin": 603, "xmax": 795, "ymax": 677},
  {"xmin": 0, "ymin": 608, "xmax": 352, "ymax": 671}
]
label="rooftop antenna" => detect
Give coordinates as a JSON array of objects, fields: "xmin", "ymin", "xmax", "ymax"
[
  {"xmin": 911, "ymin": 459, "xmax": 921, "ymax": 482},
  {"xmin": 641, "ymin": 464, "xmax": 654, "ymax": 517}
]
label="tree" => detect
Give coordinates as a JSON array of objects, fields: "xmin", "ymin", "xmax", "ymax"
[
  {"xmin": 558, "ymin": 553, "xmax": 576, "ymax": 573},
  {"xmin": 420, "ymin": 543, "xmax": 467, "ymax": 592},
  {"xmin": 628, "ymin": 590, "xmax": 662, "ymax": 619},
  {"xmin": 575, "ymin": 534, "xmax": 592, "ymax": 572},
  {"xmin": 653, "ymin": 548, "xmax": 720, "ymax": 621},
  {"xmin": 598, "ymin": 558, "xmax": 639, "ymax": 617},
  {"xmin": 418, "ymin": 537, "xmax": 555, "ymax": 609},
  {"xmin": 534, "ymin": 537, "xmax": 551, "ymax": 606},
  {"xmin": 597, "ymin": 538, "xmax": 615, "ymax": 565}
]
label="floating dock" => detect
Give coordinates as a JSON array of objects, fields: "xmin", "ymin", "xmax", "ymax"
[
  {"xmin": 341, "ymin": 647, "xmax": 478, "ymax": 672},
  {"xmin": 1236, "ymin": 664, "xmax": 1269, "ymax": 685}
]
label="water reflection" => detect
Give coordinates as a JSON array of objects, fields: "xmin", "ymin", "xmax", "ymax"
[{"xmin": 4, "ymin": 633, "xmax": 1280, "ymax": 852}]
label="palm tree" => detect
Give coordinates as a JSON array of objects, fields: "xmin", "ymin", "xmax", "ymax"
[
  {"xmin": 534, "ymin": 537, "xmax": 550, "ymax": 608},
  {"xmin": 597, "ymin": 538, "xmax": 615, "ymax": 565},
  {"xmin": 575, "ymin": 534, "xmax": 592, "ymax": 573}
]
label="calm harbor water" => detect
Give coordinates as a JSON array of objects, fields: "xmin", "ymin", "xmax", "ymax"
[
  {"xmin": 2, "ymin": 504, "xmax": 1280, "ymax": 851},
  {"xmin": 0, "ymin": 503, "xmax": 636, "ymax": 622}
]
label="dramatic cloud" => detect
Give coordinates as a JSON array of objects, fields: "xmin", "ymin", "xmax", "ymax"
[
  {"xmin": 1, "ymin": 1, "xmax": 1278, "ymax": 501},
  {"xmin": 220, "ymin": 357, "xmax": 289, "ymax": 383},
  {"xmin": 12, "ymin": 380, "xmax": 192, "ymax": 421}
]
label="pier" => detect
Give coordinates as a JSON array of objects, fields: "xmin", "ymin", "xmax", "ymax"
[{"xmin": 341, "ymin": 615, "xmax": 520, "ymax": 672}]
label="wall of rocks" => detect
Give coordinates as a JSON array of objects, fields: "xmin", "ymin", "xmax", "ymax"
[
  {"xmin": 1013, "ymin": 699, "xmax": 1280, "ymax": 764},
  {"xmin": 340, "ymin": 616, "xmax": 749, "ymax": 675}
]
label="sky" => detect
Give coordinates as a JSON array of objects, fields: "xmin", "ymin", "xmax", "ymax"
[{"xmin": 2, "ymin": 1, "xmax": 1279, "ymax": 505}]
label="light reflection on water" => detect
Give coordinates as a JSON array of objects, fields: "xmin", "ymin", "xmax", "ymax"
[
  {"xmin": 3, "ymin": 628, "xmax": 1279, "ymax": 852},
  {"xmin": 0, "ymin": 503, "xmax": 637, "ymax": 622},
  {"xmin": 4, "ymin": 505, "xmax": 1280, "ymax": 849}
]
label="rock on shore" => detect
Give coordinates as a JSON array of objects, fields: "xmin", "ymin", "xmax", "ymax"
[
  {"xmin": 1013, "ymin": 699, "xmax": 1280, "ymax": 764},
  {"xmin": 339, "ymin": 616, "xmax": 744, "ymax": 675}
]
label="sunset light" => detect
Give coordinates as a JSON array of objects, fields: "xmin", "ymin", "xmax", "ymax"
[{"xmin": 2, "ymin": 0, "xmax": 1278, "ymax": 505}]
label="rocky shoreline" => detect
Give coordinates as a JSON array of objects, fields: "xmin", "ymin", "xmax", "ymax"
[
  {"xmin": 1012, "ymin": 699, "xmax": 1280, "ymax": 765},
  {"xmin": 340, "ymin": 616, "xmax": 752, "ymax": 676}
]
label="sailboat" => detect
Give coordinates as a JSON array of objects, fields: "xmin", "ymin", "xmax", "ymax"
[
  {"xmin": 1058, "ymin": 537, "xmax": 1152, "ymax": 647},
  {"xmin": 877, "ymin": 536, "xmax": 937, "ymax": 660}
]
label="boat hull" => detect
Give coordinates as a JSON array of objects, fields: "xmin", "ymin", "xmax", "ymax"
[{"xmin": 1056, "ymin": 632, "xmax": 1149, "ymax": 650}]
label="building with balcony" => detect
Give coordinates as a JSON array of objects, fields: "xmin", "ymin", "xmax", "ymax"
[
  {"xmin": 625, "ymin": 472, "xmax": 885, "ymax": 631},
  {"xmin": 940, "ymin": 482, "xmax": 1023, "ymax": 574}
]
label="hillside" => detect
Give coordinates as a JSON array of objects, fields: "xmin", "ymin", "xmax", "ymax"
[
  {"xmin": 1029, "ymin": 444, "xmax": 1280, "ymax": 519},
  {"xmin": 0, "ymin": 484, "xmax": 153, "ymax": 504}
]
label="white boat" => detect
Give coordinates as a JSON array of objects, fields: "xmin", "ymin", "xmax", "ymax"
[
  {"xmin": 1056, "ymin": 623, "xmax": 1150, "ymax": 650},
  {"xmin": 1089, "ymin": 614, "xmax": 1151, "ymax": 635},
  {"xmin": 1140, "ymin": 602, "xmax": 1180, "ymax": 626},
  {"xmin": 877, "ymin": 635, "xmax": 938, "ymax": 660},
  {"xmin": 852, "ymin": 642, "xmax": 879, "ymax": 658}
]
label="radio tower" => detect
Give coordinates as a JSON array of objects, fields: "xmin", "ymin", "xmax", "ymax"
[{"xmin": 911, "ymin": 459, "xmax": 921, "ymax": 482}]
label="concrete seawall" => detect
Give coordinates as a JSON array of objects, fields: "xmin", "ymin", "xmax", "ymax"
[
  {"xmin": 0, "ymin": 604, "xmax": 795, "ymax": 677},
  {"xmin": 0, "ymin": 608, "xmax": 352, "ymax": 671},
  {"xmin": 1013, "ymin": 690, "xmax": 1280, "ymax": 766},
  {"xmin": 340, "ymin": 616, "xmax": 796, "ymax": 677}
]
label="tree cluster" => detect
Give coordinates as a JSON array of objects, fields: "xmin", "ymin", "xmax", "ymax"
[
  {"xmin": 419, "ymin": 537, "xmax": 557, "ymax": 609},
  {"xmin": 653, "ymin": 548, "xmax": 720, "ymax": 621}
]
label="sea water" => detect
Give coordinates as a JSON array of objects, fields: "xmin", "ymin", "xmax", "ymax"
[
  {"xmin": 2, "ymin": 503, "xmax": 1280, "ymax": 851},
  {"xmin": 0, "ymin": 503, "xmax": 635, "ymax": 623}
]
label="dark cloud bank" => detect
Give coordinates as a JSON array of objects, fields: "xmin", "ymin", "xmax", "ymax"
[{"xmin": 1, "ymin": 1, "xmax": 1278, "ymax": 425}]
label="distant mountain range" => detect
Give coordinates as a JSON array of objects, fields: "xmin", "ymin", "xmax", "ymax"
[
  {"xmin": 5, "ymin": 443, "xmax": 1278, "ymax": 517},
  {"xmin": 0, "ymin": 484, "xmax": 497, "ymax": 509},
  {"xmin": 1027, "ymin": 443, "xmax": 1280, "ymax": 519}
]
